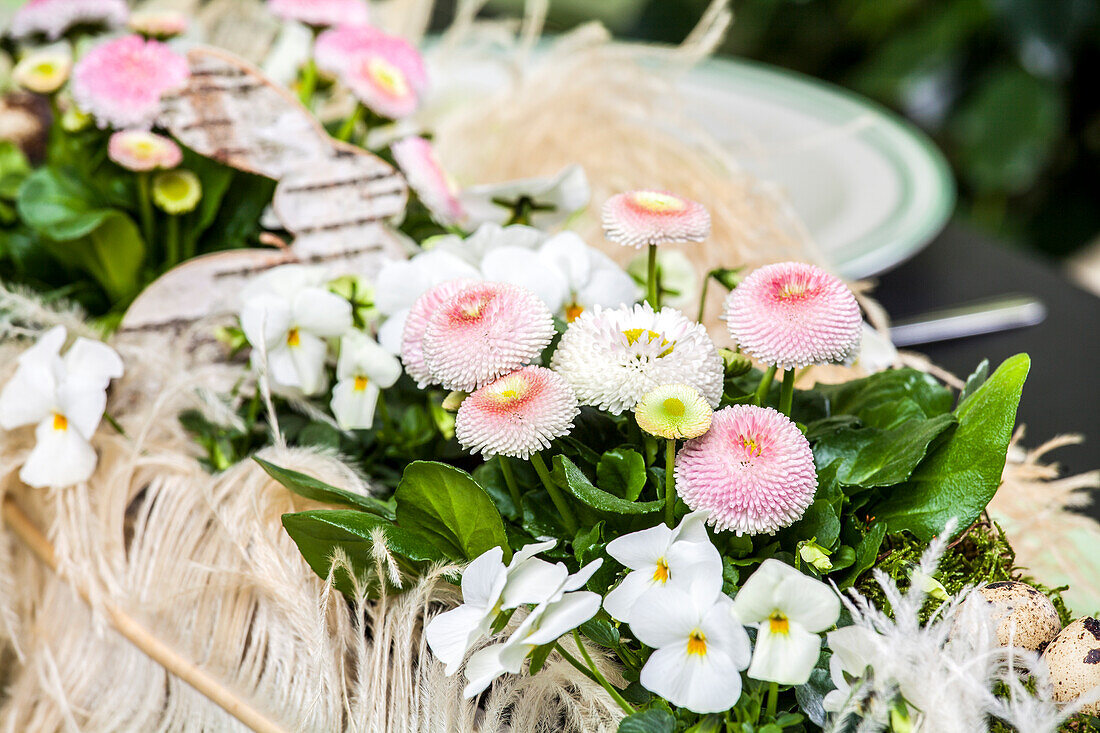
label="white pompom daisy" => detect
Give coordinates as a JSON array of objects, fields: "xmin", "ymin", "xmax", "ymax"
[{"xmin": 550, "ymin": 303, "xmax": 723, "ymax": 415}]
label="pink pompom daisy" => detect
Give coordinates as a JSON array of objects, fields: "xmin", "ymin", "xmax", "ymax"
[
  {"xmin": 267, "ymin": 0, "xmax": 370, "ymax": 28},
  {"xmin": 401, "ymin": 278, "xmax": 476, "ymax": 389},
  {"xmin": 724, "ymin": 262, "xmax": 862, "ymax": 369},
  {"xmin": 71, "ymin": 35, "xmax": 189, "ymax": 130},
  {"xmin": 455, "ymin": 366, "xmax": 579, "ymax": 459},
  {"xmin": 602, "ymin": 190, "xmax": 711, "ymax": 249},
  {"xmin": 9, "ymin": 0, "xmax": 128, "ymax": 40},
  {"xmin": 422, "ymin": 281, "xmax": 555, "ymax": 392},
  {"xmin": 339, "ymin": 33, "xmax": 427, "ymax": 120},
  {"xmin": 392, "ymin": 136, "xmax": 465, "ymax": 225},
  {"xmin": 313, "ymin": 24, "xmax": 384, "ymax": 75},
  {"xmin": 675, "ymin": 405, "xmax": 817, "ymax": 535},
  {"xmin": 108, "ymin": 130, "xmax": 182, "ymax": 172}
]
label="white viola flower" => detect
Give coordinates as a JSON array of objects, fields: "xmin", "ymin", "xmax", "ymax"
[
  {"xmin": 731, "ymin": 559, "xmax": 841, "ymax": 685},
  {"xmin": 630, "ymin": 580, "xmax": 751, "ymax": 713},
  {"xmin": 460, "ymin": 165, "xmax": 590, "ymax": 230},
  {"xmin": 374, "ymin": 249, "xmax": 482, "ymax": 353},
  {"xmin": 463, "ymin": 558, "xmax": 604, "ymax": 697},
  {"xmin": 855, "ymin": 322, "xmax": 899, "ymax": 373},
  {"xmin": 0, "ymin": 326, "xmax": 123, "ymax": 489},
  {"xmin": 550, "ymin": 303, "xmax": 724, "ymax": 415},
  {"xmin": 330, "ymin": 330, "xmax": 402, "ymax": 430},
  {"xmin": 603, "ymin": 511, "xmax": 721, "ymax": 624},
  {"xmin": 240, "ymin": 265, "xmax": 353, "ymax": 396},
  {"xmin": 481, "ymin": 231, "xmax": 637, "ymax": 321},
  {"xmin": 822, "ymin": 625, "xmax": 878, "ymax": 713},
  {"xmin": 425, "ymin": 540, "xmax": 563, "ymax": 677},
  {"xmin": 432, "ymin": 222, "xmax": 545, "ymax": 267}
]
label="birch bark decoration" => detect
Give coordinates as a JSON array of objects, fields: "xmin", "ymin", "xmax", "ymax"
[{"xmin": 159, "ymin": 47, "xmax": 409, "ymax": 259}]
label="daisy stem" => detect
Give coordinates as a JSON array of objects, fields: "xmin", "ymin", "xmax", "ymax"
[
  {"xmin": 572, "ymin": 629, "xmax": 636, "ymax": 715},
  {"xmin": 298, "ymin": 57, "xmax": 318, "ymax": 108},
  {"xmin": 136, "ymin": 172, "xmax": 155, "ymax": 251},
  {"xmin": 778, "ymin": 368, "xmax": 795, "ymax": 417},
  {"xmin": 697, "ymin": 271, "xmax": 709, "ymax": 323},
  {"xmin": 753, "ymin": 364, "xmax": 777, "ymax": 406},
  {"xmin": 664, "ymin": 438, "xmax": 677, "ymax": 527},
  {"xmin": 336, "ymin": 103, "xmax": 364, "ymax": 142},
  {"xmin": 646, "ymin": 244, "xmax": 659, "ymax": 308},
  {"xmin": 499, "ymin": 456, "xmax": 523, "ymax": 515},
  {"xmin": 766, "ymin": 681, "xmax": 778, "ymax": 719},
  {"xmin": 531, "ymin": 453, "xmax": 577, "ymax": 535}
]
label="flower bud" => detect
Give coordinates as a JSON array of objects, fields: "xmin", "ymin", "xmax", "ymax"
[
  {"xmin": 798, "ymin": 540, "xmax": 833, "ymax": 572},
  {"xmin": 719, "ymin": 348, "xmax": 753, "ymax": 377}
]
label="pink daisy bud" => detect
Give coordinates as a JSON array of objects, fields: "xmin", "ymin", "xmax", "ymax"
[
  {"xmin": 267, "ymin": 0, "xmax": 370, "ymax": 28},
  {"xmin": 9, "ymin": 0, "xmax": 128, "ymax": 40},
  {"xmin": 71, "ymin": 35, "xmax": 189, "ymax": 130},
  {"xmin": 108, "ymin": 130, "xmax": 182, "ymax": 172},
  {"xmin": 401, "ymin": 278, "xmax": 476, "ymax": 389},
  {"xmin": 392, "ymin": 136, "xmax": 465, "ymax": 226},
  {"xmin": 314, "ymin": 24, "xmax": 384, "ymax": 75},
  {"xmin": 455, "ymin": 366, "xmax": 579, "ymax": 459},
  {"xmin": 602, "ymin": 190, "xmax": 711, "ymax": 249},
  {"xmin": 340, "ymin": 33, "xmax": 427, "ymax": 120},
  {"xmin": 422, "ymin": 281, "xmax": 555, "ymax": 392},
  {"xmin": 675, "ymin": 405, "xmax": 817, "ymax": 535},
  {"xmin": 724, "ymin": 262, "xmax": 862, "ymax": 369}
]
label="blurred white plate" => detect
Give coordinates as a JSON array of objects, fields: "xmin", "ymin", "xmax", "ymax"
[{"xmin": 682, "ymin": 57, "xmax": 954, "ymax": 278}]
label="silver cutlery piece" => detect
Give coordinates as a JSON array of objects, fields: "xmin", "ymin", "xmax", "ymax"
[{"xmin": 889, "ymin": 294, "xmax": 1047, "ymax": 347}]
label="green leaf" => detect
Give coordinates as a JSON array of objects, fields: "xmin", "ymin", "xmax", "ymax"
[
  {"xmin": 783, "ymin": 465, "xmax": 842, "ymax": 548},
  {"xmin": 394, "ymin": 461, "xmax": 510, "ymax": 561},
  {"xmin": 957, "ymin": 359, "xmax": 989, "ymax": 406},
  {"xmin": 527, "ymin": 641, "xmax": 557, "ymax": 675},
  {"xmin": 0, "ymin": 141, "xmax": 30, "ymax": 200},
  {"xmin": 554, "ymin": 456, "xmax": 663, "ymax": 515},
  {"xmin": 281, "ymin": 509, "xmax": 445, "ymax": 597},
  {"xmin": 618, "ymin": 708, "xmax": 675, "ymax": 733},
  {"xmin": 815, "ymin": 368, "xmax": 954, "ymax": 429},
  {"xmin": 816, "ymin": 413, "xmax": 958, "ymax": 490},
  {"xmin": 574, "ymin": 521, "xmax": 605, "ymax": 564},
  {"xmin": 837, "ymin": 522, "xmax": 887, "ymax": 588},
  {"xmin": 17, "ymin": 167, "xmax": 113, "ymax": 241},
  {"xmin": 872, "ymin": 354, "xmax": 1030, "ymax": 540},
  {"xmin": 85, "ymin": 211, "xmax": 145, "ymax": 301},
  {"xmin": 597, "ymin": 448, "xmax": 647, "ymax": 500},
  {"xmin": 580, "ymin": 618, "xmax": 620, "ymax": 648},
  {"xmin": 254, "ymin": 457, "xmax": 395, "ymax": 518}
]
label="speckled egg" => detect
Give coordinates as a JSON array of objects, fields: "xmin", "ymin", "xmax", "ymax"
[
  {"xmin": 978, "ymin": 581, "xmax": 1062, "ymax": 652},
  {"xmin": 1042, "ymin": 617, "xmax": 1100, "ymax": 714}
]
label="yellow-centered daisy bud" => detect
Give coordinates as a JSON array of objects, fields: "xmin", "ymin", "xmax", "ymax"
[
  {"xmin": 719, "ymin": 347, "xmax": 753, "ymax": 377},
  {"xmin": 634, "ymin": 383, "xmax": 713, "ymax": 440},
  {"xmin": 152, "ymin": 169, "xmax": 202, "ymax": 214},
  {"xmin": 12, "ymin": 47, "xmax": 72, "ymax": 95},
  {"xmin": 441, "ymin": 390, "xmax": 467, "ymax": 412}
]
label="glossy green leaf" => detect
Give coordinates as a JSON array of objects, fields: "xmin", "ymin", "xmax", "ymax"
[
  {"xmin": 837, "ymin": 522, "xmax": 887, "ymax": 588},
  {"xmin": 597, "ymin": 448, "xmax": 647, "ymax": 500},
  {"xmin": 872, "ymin": 354, "xmax": 1030, "ymax": 540},
  {"xmin": 815, "ymin": 413, "xmax": 957, "ymax": 489},
  {"xmin": 618, "ymin": 708, "xmax": 675, "ymax": 733},
  {"xmin": 282, "ymin": 509, "xmax": 445, "ymax": 597},
  {"xmin": 580, "ymin": 618, "xmax": 620, "ymax": 648},
  {"xmin": 815, "ymin": 368, "xmax": 954, "ymax": 429},
  {"xmin": 394, "ymin": 461, "xmax": 510, "ymax": 561},
  {"xmin": 254, "ymin": 457, "xmax": 395, "ymax": 518},
  {"xmin": 554, "ymin": 456, "xmax": 662, "ymax": 515},
  {"xmin": 17, "ymin": 167, "xmax": 112, "ymax": 241}
]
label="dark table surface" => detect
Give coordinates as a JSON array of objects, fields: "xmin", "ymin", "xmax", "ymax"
[{"xmin": 874, "ymin": 224, "xmax": 1100, "ymax": 518}]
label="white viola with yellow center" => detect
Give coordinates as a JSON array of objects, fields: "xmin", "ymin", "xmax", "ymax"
[
  {"xmin": 731, "ymin": 558, "xmax": 841, "ymax": 685},
  {"xmin": 603, "ymin": 511, "xmax": 721, "ymax": 624},
  {"xmin": 0, "ymin": 326, "xmax": 123, "ymax": 489},
  {"xmin": 239, "ymin": 265, "xmax": 353, "ymax": 396},
  {"xmin": 425, "ymin": 540, "xmax": 561, "ymax": 677},
  {"xmin": 629, "ymin": 578, "xmax": 751, "ymax": 714},
  {"xmin": 601, "ymin": 189, "xmax": 711, "ymax": 249},
  {"xmin": 330, "ymin": 330, "xmax": 402, "ymax": 430},
  {"xmin": 462, "ymin": 557, "xmax": 604, "ymax": 698}
]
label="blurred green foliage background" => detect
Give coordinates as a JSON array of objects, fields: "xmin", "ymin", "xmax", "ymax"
[{"xmin": 507, "ymin": 0, "xmax": 1100, "ymax": 259}]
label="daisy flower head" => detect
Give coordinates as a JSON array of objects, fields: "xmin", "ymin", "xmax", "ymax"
[
  {"xmin": 12, "ymin": 47, "xmax": 72, "ymax": 95},
  {"xmin": 724, "ymin": 261, "xmax": 862, "ymax": 369},
  {"xmin": 392, "ymin": 136, "xmax": 465, "ymax": 226},
  {"xmin": 400, "ymin": 278, "xmax": 477, "ymax": 389},
  {"xmin": 71, "ymin": 35, "xmax": 189, "ymax": 130},
  {"xmin": 340, "ymin": 32, "xmax": 427, "ymax": 120},
  {"xmin": 550, "ymin": 303, "xmax": 723, "ymax": 415},
  {"xmin": 422, "ymin": 281, "xmax": 555, "ymax": 392},
  {"xmin": 455, "ymin": 366, "xmax": 579, "ymax": 459},
  {"xmin": 635, "ymin": 383, "xmax": 713, "ymax": 440},
  {"xmin": 107, "ymin": 130, "xmax": 182, "ymax": 172},
  {"xmin": 675, "ymin": 405, "xmax": 817, "ymax": 535},
  {"xmin": 128, "ymin": 9, "xmax": 189, "ymax": 39},
  {"xmin": 602, "ymin": 190, "xmax": 710, "ymax": 249},
  {"xmin": 267, "ymin": 0, "xmax": 369, "ymax": 28},
  {"xmin": 152, "ymin": 169, "xmax": 202, "ymax": 214},
  {"xmin": 9, "ymin": 0, "xmax": 127, "ymax": 40},
  {"xmin": 313, "ymin": 24, "xmax": 383, "ymax": 75}
]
